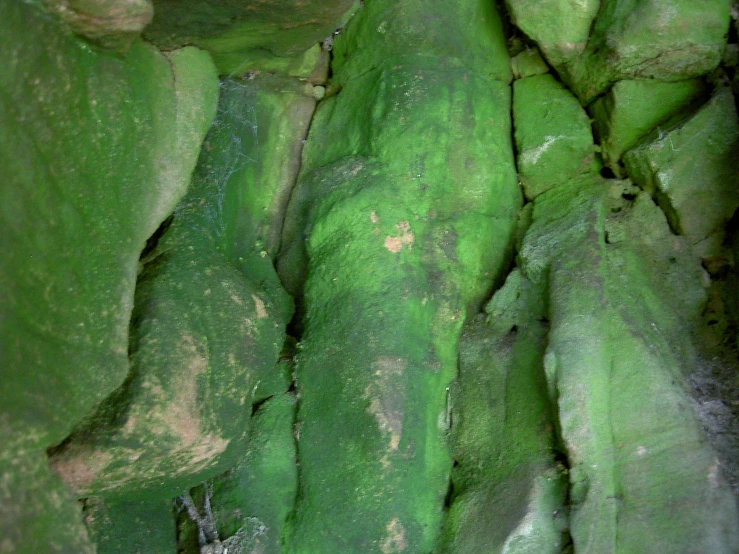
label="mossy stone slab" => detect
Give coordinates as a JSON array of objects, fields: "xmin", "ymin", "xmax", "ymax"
[
  {"xmin": 279, "ymin": 68, "xmax": 521, "ymax": 301},
  {"xmin": 83, "ymin": 497, "xmax": 176, "ymax": 554},
  {"xmin": 562, "ymin": 0, "xmax": 731, "ymax": 103},
  {"xmin": 590, "ymin": 78, "xmax": 705, "ymax": 171},
  {"xmin": 623, "ymin": 87, "xmax": 739, "ymax": 257},
  {"xmin": 1, "ymin": 3, "xmax": 217, "ymax": 550},
  {"xmin": 510, "ymin": 48, "xmax": 549, "ymax": 80},
  {"xmin": 204, "ymin": 393, "xmax": 298, "ymax": 554},
  {"xmin": 328, "ymin": 0, "xmax": 511, "ymax": 84},
  {"xmin": 513, "ymin": 74, "xmax": 595, "ymax": 200},
  {"xmin": 280, "ymin": 1, "xmax": 521, "ymax": 550},
  {"xmin": 1, "ymin": 0, "xmax": 218, "ymax": 452},
  {"xmin": 0, "ymin": 436, "xmax": 96, "ymax": 554}
]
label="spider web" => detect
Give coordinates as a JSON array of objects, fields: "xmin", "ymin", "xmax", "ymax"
[{"xmin": 183, "ymin": 77, "xmax": 260, "ymax": 243}]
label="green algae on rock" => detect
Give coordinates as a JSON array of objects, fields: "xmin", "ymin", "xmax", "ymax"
[
  {"xmin": 590, "ymin": 78, "xmax": 705, "ymax": 172},
  {"xmin": 48, "ymin": 78, "xmax": 294, "ymax": 500},
  {"xmin": 510, "ymin": 47, "xmax": 549, "ymax": 80},
  {"xmin": 82, "ymin": 497, "xmax": 177, "ymax": 554},
  {"xmin": 143, "ymin": 0, "xmax": 358, "ymax": 75},
  {"xmin": 623, "ymin": 86, "xmax": 739, "ymax": 258},
  {"xmin": 1, "ymin": 0, "xmax": 218, "ymax": 549},
  {"xmin": 279, "ymin": 0, "xmax": 521, "ymax": 551},
  {"xmin": 513, "ymin": 74, "xmax": 595, "ymax": 200},
  {"xmin": 562, "ymin": 0, "xmax": 731, "ymax": 103},
  {"xmin": 504, "ymin": 0, "xmax": 600, "ymax": 68},
  {"xmin": 439, "ymin": 272, "xmax": 568, "ymax": 553},
  {"xmin": 193, "ymin": 393, "xmax": 299, "ymax": 554},
  {"xmin": 519, "ymin": 175, "xmax": 739, "ymax": 552}
]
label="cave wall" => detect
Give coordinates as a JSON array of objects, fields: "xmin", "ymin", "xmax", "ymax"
[{"xmin": 1, "ymin": 0, "xmax": 739, "ymax": 552}]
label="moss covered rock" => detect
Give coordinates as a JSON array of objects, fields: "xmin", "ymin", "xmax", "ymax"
[
  {"xmin": 48, "ymin": 77, "xmax": 295, "ymax": 501},
  {"xmin": 623, "ymin": 87, "xmax": 739, "ymax": 257},
  {"xmin": 590, "ymin": 79, "xmax": 705, "ymax": 172},
  {"xmin": 565, "ymin": 0, "xmax": 730, "ymax": 103},
  {"xmin": 519, "ymin": 176, "xmax": 739, "ymax": 552},
  {"xmin": 279, "ymin": 0, "xmax": 521, "ymax": 551},
  {"xmin": 439, "ymin": 271, "xmax": 568, "ymax": 553},
  {"xmin": 513, "ymin": 74, "xmax": 595, "ymax": 199},
  {"xmin": 1, "ymin": 1, "xmax": 218, "ymax": 549},
  {"xmin": 143, "ymin": 0, "xmax": 358, "ymax": 75}
]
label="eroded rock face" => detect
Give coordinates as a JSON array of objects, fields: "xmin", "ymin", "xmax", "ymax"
[
  {"xmin": 624, "ymin": 87, "xmax": 739, "ymax": 258},
  {"xmin": 1, "ymin": 1, "xmax": 218, "ymax": 550},
  {"xmin": 278, "ymin": 0, "xmax": 521, "ymax": 550},
  {"xmin": 3, "ymin": 0, "xmax": 739, "ymax": 551},
  {"xmin": 143, "ymin": 0, "xmax": 358, "ymax": 74}
]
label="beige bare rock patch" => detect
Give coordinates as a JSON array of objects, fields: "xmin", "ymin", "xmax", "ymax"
[
  {"xmin": 161, "ymin": 334, "xmax": 207, "ymax": 447},
  {"xmin": 381, "ymin": 518, "xmax": 408, "ymax": 554},
  {"xmin": 252, "ymin": 294, "xmax": 268, "ymax": 319},
  {"xmin": 364, "ymin": 358, "xmax": 407, "ymax": 468},
  {"xmin": 384, "ymin": 221, "xmax": 414, "ymax": 253},
  {"xmin": 50, "ymin": 447, "xmax": 113, "ymax": 491}
]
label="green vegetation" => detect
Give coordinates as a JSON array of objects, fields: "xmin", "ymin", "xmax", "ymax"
[{"xmin": 2, "ymin": 0, "xmax": 739, "ymax": 552}]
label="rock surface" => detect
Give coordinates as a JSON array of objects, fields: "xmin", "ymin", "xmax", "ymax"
[
  {"xmin": 0, "ymin": 1, "xmax": 217, "ymax": 550},
  {"xmin": 624, "ymin": 87, "xmax": 739, "ymax": 257},
  {"xmin": 2, "ymin": 0, "xmax": 739, "ymax": 551},
  {"xmin": 278, "ymin": 0, "xmax": 521, "ymax": 550},
  {"xmin": 513, "ymin": 74, "xmax": 595, "ymax": 199},
  {"xmin": 590, "ymin": 79, "xmax": 705, "ymax": 172}
]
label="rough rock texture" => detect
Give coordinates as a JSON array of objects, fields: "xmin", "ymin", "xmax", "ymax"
[
  {"xmin": 439, "ymin": 272, "xmax": 568, "ymax": 553},
  {"xmin": 3, "ymin": 0, "xmax": 739, "ymax": 551},
  {"xmin": 508, "ymin": 0, "xmax": 731, "ymax": 103},
  {"xmin": 590, "ymin": 79, "xmax": 705, "ymax": 172},
  {"xmin": 48, "ymin": 78, "xmax": 295, "ymax": 500},
  {"xmin": 42, "ymin": 0, "xmax": 153, "ymax": 51},
  {"xmin": 519, "ymin": 176, "xmax": 739, "ymax": 552},
  {"xmin": 199, "ymin": 392, "xmax": 299, "ymax": 554},
  {"xmin": 0, "ymin": 1, "xmax": 217, "ymax": 550},
  {"xmin": 513, "ymin": 74, "xmax": 595, "ymax": 199},
  {"xmin": 277, "ymin": 0, "xmax": 521, "ymax": 550},
  {"xmin": 624, "ymin": 87, "xmax": 739, "ymax": 257},
  {"xmin": 504, "ymin": 0, "xmax": 600, "ymax": 68},
  {"xmin": 510, "ymin": 47, "xmax": 549, "ymax": 80},
  {"xmin": 143, "ymin": 0, "xmax": 358, "ymax": 75},
  {"xmin": 82, "ymin": 497, "xmax": 177, "ymax": 554}
]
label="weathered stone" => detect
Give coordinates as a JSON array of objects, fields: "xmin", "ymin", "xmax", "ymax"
[
  {"xmin": 0, "ymin": 435, "xmax": 96, "ymax": 554},
  {"xmin": 82, "ymin": 497, "xmax": 177, "ymax": 554},
  {"xmin": 623, "ymin": 87, "xmax": 739, "ymax": 257},
  {"xmin": 510, "ymin": 47, "xmax": 549, "ymax": 79},
  {"xmin": 504, "ymin": 0, "xmax": 600, "ymax": 68},
  {"xmin": 513, "ymin": 74, "xmax": 595, "ymax": 199},
  {"xmin": 201, "ymin": 393, "xmax": 299, "ymax": 554},
  {"xmin": 590, "ymin": 79, "xmax": 705, "ymax": 171},
  {"xmin": 0, "ymin": 1, "xmax": 217, "ymax": 549},
  {"xmin": 42, "ymin": 0, "xmax": 153, "ymax": 51},
  {"xmin": 143, "ymin": 0, "xmax": 358, "ymax": 75},
  {"xmin": 439, "ymin": 274, "xmax": 567, "ymax": 553},
  {"xmin": 563, "ymin": 0, "xmax": 731, "ymax": 103},
  {"xmin": 519, "ymin": 176, "xmax": 739, "ymax": 552},
  {"xmin": 49, "ymin": 78, "xmax": 294, "ymax": 500},
  {"xmin": 278, "ymin": 0, "xmax": 521, "ymax": 550}
]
